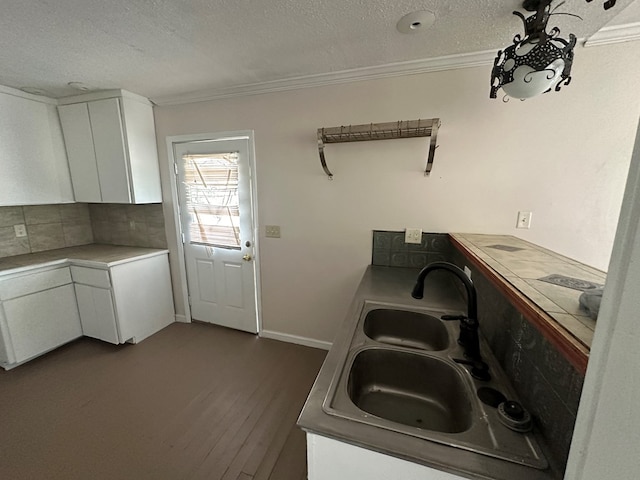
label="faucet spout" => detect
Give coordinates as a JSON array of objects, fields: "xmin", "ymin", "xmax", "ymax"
[
  {"xmin": 412, "ymin": 262, "xmax": 482, "ymax": 362},
  {"xmin": 412, "ymin": 262, "xmax": 477, "ymax": 320}
]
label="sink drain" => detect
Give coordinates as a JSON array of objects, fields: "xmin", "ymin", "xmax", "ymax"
[{"xmin": 497, "ymin": 401, "xmax": 532, "ymax": 432}]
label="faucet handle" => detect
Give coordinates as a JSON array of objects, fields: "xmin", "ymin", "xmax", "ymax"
[{"xmin": 441, "ymin": 314, "xmax": 467, "ymax": 321}]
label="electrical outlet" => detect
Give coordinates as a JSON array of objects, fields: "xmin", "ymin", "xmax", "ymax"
[
  {"xmin": 14, "ymin": 224, "xmax": 27, "ymax": 238},
  {"xmin": 516, "ymin": 211, "xmax": 532, "ymax": 229},
  {"xmin": 405, "ymin": 228, "xmax": 422, "ymax": 244},
  {"xmin": 265, "ymin": 225, "xmax": 281, "ymax": 238}
]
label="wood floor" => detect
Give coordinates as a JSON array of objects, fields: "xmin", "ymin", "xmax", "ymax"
[{"xmin": 0, "ymin": 322, "xmax": 327, "ymax": 480}]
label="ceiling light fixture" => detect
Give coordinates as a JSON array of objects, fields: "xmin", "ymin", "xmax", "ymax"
[
  {"xmin": 490, "ymin": 0, "xmax": 619, "ymax": 101},
  {"xmin": 397, "ymin": 11, "xmax": 436, "ymax": 34},
  {"xmin": 490, "ymin": 0, "xmax": 577, "ymax": 101},
  {"xmin": 67, "ymin": 81, "xmax": 93, "ymax": 92},
  {"xmin": 586, "ymin": 0, "xmax": 616, "ymax": 10}
]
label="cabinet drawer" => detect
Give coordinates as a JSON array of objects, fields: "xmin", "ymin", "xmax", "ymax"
[
  {"xmin": 70, "ymin": 266, "xmax": 111, "ymax": 289},
  {"xmin": 0, "ymin": 267, "xmax": 72, "ymax": 301}
]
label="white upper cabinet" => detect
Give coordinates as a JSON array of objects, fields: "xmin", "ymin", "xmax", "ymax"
[
  {"xmin": 0, "ymin": 86, "xmax": 74, "ymax": 206},
  {"xmin": 89, "ymin": 99, "xmax": 131, "ymax": 202},
  {"xmin": 57, "ymin": 103, "xmax": 102, "ymax": 202},
  {"xmin": 58, "ymin": 90, "xmax": 162, "ymax": 204}
]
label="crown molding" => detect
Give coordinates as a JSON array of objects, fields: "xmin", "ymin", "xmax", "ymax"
[
  {"xmin": 57, "ymin": 89, "xmax": 152, "ymax": 106},
  {"xmin": 584, "ymin": 22, "xmax": 640, "ymax": 47},
  {"xmin": 152, "ymin": 49, "xmax": 498, "ymax": 106},
  {"xmin": 152, "ymin": 20, "xmax": 640, "ymax": 107},
  {"xmin": 5, "ymin": 21, "xmax": 639, "ymax": 108}
]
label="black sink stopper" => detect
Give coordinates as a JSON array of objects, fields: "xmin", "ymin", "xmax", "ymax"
[
  {"xmin": 503, "ymin": 400, "xmax": 525, "ymax": 420},
  {"xmin": 497, "ymin": 400, "xmax": 532, "ymax": 432}
]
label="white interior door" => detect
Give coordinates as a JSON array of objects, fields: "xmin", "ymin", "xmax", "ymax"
[{"xmin": 174, "ymin": 138, "xmax": 258, "ymax": 334}]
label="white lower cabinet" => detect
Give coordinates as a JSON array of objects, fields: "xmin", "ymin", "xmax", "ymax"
[
  {"xmin": 0, "ymin": 252, "xmax": 174, "ymax": 370},
  {"xmin": 307, "ymin": 434, "xmax": 467, "ymax": 480},
  {"xmin": 4, "ymin": 285, "xmax": 81, "ymax": 363},
  {"xmin": 74, "ymin": 284, "xmax": 119, "ymax": 344},
  {"xmin": 0, "ymin": 268, "xmax": 82, "ymax": 368},
  {"xmin": 71, "ymin": 254, "xmax": 174, "ymax": 345}
]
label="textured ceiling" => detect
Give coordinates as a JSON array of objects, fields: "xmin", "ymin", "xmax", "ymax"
[{"xmin": 0, "ymin": 0, "xmax": 638, "ymax": 102}]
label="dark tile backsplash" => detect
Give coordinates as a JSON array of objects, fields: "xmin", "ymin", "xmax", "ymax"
[
  {"xmin": 371, "ymin": 230, "xmax": 583, "ymax": 470},
  {"xmin": 450, "ymin": 247, "xmax": 584, "ymax": 470},
  {"xmin": 372, "ymin": 231, "xmax": 452, "ymax": 269}
]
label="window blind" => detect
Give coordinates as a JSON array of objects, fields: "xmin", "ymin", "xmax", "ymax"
[{"xmin": 182, "ymin": 152, "xmax": 241, "ymax": 248}]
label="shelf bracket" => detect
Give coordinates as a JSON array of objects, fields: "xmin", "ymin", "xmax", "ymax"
[
  {"xmin": 425, "ymin": 119, "xmax": 441, "ymax": 176},
  {"xmin": 317, "ymin": 118, "xmax": 441, "ymax": 179},
  {"xmin": 317, "ymin": 129, "xmax": 333, "ymax": 180}
]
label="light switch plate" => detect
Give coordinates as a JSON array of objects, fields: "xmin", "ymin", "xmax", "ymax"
[
  {"xmin": 265, "ymin": 225, "xmax": 281, "ymax": 238},
  {"xmin": 14, "ymin": 224, "xmax": 27, "ymax": 238},
  {"xmin": 405, "ymin": 228, "xmax": 422, "ymax": 244}
]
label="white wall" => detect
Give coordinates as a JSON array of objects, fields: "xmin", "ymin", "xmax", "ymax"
[
  {"xmin": 0, "ymin": 87, "xmax": 74, "ymax": 205},
  {"xmin": 565, "ymin": 100, "xmax": 640, "ymax": 480},
  {"xmin": 154, "ymin": 41, "xmax": 640, "ymax": 344}
]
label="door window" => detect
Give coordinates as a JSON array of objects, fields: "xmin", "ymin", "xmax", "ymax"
[{"xmin": 182, "ymin": 152, "xmax": 241, "ymax": 249}]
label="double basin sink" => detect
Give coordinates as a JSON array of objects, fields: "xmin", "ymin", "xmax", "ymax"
[{"xmin": 322, "ymin": 301, "xmax": 548, "ymax": 469}]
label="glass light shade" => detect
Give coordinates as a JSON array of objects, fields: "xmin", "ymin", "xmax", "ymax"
[
  {"xmin": 502, "ymin": 58, "xmax": 565, "ymax": 99},
  {"xmin": 490, "ymin": 2, "xmax": 576, "ymax": 101}
]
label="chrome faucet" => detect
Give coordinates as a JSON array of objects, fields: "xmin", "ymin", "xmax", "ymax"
[{"xmin": 411, "ymin": 262, "xmax": 484, "ymax": 365}]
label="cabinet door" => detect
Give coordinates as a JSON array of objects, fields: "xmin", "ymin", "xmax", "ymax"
[
  {"xmin": 75, "ymin": 284, "xmax": 119, "ymax": 344},
  {"xmin": 111, "ymin": 255, "xmax": 174, "ymax": 343},
  {"xmin": 120, "ymin": 97, "xmax": 162, "ymax": 203},
  {"xmin": 0, "ymin": 94, "xmax": 73, "ymax": 205},
  {"xmin": 3, "ymin": 284, "xmax": 82, "ymax": 363},
  {"xmin": 88, "ymin": 98, "xmax": 132, "ymax": 203},
  {"xmin": 57, "ymin": 103, "xmax": 102, "ymax": 202}
]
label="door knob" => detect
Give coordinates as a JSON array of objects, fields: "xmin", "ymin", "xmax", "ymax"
[{"xmin": 242, "ymin": 254, "xmax": 253, "ymax": 261}]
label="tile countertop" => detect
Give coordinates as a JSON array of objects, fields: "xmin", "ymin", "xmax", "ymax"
[
  {"xmin": 0, "ymin": 244, "xmax": 169, "ymax": 274},
  {"xmin": 450, "ymin": 234, "xmax": 603, "ymax": 348}
]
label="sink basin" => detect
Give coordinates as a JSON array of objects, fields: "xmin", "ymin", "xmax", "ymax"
[
  {"xmin": 363, "ymin": 309, "xmax": 449, "ymax": 351},
  {"xmin": 347, "ymin": 349, "xmax": 472, "ymax": 433},
  {"xmin": 320, "ymin": 301, "xmax": 549, "ymax": 470}
]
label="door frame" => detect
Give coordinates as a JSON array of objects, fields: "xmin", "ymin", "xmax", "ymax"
[{"xmin": 165, "ymin": 131, "xmax": 262, "ymax": 333}]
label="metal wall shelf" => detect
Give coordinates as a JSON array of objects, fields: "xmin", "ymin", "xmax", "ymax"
[{"xmin": 317, "ymin": 118, "xmax": 441, "ymax": 179}]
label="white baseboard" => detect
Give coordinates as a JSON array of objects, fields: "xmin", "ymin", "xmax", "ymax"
[
  {"xmin": 260, "ymin": 330, "xmax": 332, "ymax": 351},
  {"xmin": 175, "ymin": 314, "xmax": 189, "ymax": 323}
]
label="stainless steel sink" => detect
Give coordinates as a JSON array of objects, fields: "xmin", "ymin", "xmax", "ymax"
[
  {"xmin": 322, "ymin": 301, "xmax": 548, "ymax": 470},
  {"xmin": 348, "ymin": 348, "xmax": 472, "ymax": 433},
  {"xmin": 363, "ymin": 309, "xmax": 449, "ymax": 351}
]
